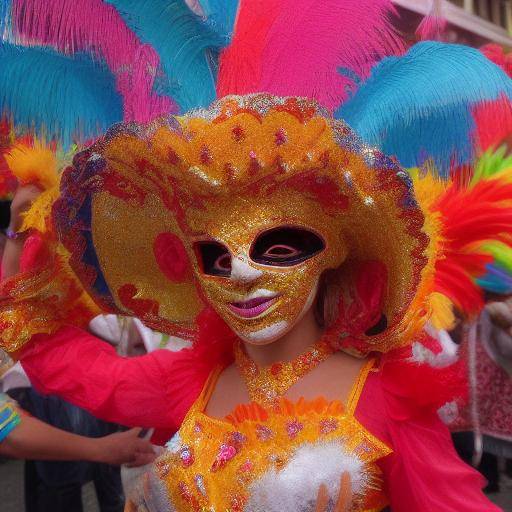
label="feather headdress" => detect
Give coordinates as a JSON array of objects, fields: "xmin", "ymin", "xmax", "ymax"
[
  {"xmin": 2, "ymin": 0, "xmax": 510, "ymax": 169},
  {"xmin": 11, "ymin": 0, "xmax": 175, "ymax": 122},
  {"xmin": 411, "ymin": 145, "xmax": 512, "ymax": 329},
  {"xmin": 339, "ymin": 42, "xmax": 512, "ymax": 175},
  {"xmin": 0, "ymin": 43, "xmax": 122, "ymax": 147},
  {"xmin": 0, "ymin": 0, "xmax": 404, "ymax": 201},
  {"xmin": 0, "ymin": 0, "xmax": 511, "ymax": 351}
]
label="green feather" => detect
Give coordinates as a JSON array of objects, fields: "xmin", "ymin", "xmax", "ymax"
[{"xmin": 471, "ymin": 145, "xmax": 512, "ymax": 185}]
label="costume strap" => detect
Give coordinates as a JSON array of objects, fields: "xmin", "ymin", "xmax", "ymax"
[
  {"xmin": 346, "ymin": 358, "xmax": 376, "ymax": 416},
  {"xmin": 195, "ymin": 366, "xmax": 224, "ymax": 414}
]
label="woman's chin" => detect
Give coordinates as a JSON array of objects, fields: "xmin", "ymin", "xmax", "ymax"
[{"xmin": 236, "ymin": 320, "xmax": 291, "ymax": 346}]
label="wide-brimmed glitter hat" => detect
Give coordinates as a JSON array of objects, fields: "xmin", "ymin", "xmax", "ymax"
[
  {"xmin": 52, "ymin": 94, "xmax": 431, "ymax": 355},
  {"xmin": 1, "ymin": 1, "xmax": 511, "ymax": 357}
]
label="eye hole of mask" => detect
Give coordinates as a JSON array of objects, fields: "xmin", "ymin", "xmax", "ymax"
[
  {"xmin": 194, "ymin": 241, "xmax": 231, "ymax": 276},
  {"xmin": 250, "ymin": 227, "xmax": 325, "ymax": 266}
]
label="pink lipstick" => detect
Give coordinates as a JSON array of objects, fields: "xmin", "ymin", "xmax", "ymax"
[{"xmin": 228, "ymin": 295, "xmax": 278, "ymax": 319}]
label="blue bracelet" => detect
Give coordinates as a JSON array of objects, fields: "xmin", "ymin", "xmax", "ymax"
[{"xmin": 0, "ymin": 403, "xmax": 20, "ymax": 442}]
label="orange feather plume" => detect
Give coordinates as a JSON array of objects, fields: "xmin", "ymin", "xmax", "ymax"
[{"xmin": 431, "ymin": 176, "xmax": 512, "ymax": 314}]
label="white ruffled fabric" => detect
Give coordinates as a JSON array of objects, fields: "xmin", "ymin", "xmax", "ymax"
[{"xmin": 244, "ymin": 440, "xmax": 366, "ymax": 512}]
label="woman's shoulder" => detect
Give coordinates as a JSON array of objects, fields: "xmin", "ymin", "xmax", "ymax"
[{"xmin": 355, "ymin": 351, "xmax": 467, "ymax": 444}]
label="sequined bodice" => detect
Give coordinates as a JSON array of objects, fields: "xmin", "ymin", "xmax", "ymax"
[{"xmin": 127, "ymin": 361, "xmax": 391, "ymax": 512}]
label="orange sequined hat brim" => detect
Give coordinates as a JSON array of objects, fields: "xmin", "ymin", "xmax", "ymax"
[{"xmin": 53, "ymin": 95, "xmax": 433, "ymax": 353}]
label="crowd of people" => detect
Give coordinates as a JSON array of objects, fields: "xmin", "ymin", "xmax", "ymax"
[{"xmin": 0, "ymin": 1, "xmax": 512, "ymax": 511}]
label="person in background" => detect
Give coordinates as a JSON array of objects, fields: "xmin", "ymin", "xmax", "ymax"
[
  {"xmin": 1, "ymin": 190, "xmax": 151, "ymax": 512},
  {"xmin": 452, "ymin": 298, "xmax": 512, "ymax": 494},
  {"xmin": 0, "ymin": 393, "xmax": 155, "ymax": 465}
]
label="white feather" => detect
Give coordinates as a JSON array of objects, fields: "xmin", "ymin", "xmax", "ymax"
[
  {"xmin": 245, "ymin": 440, "xmax": 366, "ymax": 512},
  {"xmin": 411, "ymin": 324, "xmax": 459, "ymax": 368}
]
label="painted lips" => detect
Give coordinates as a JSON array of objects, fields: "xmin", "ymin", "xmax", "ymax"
[{"xmin": 228, "ymin": 295, "xmax": 279, "ymax": 319}]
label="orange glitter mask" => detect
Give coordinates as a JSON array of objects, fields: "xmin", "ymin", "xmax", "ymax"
[
  {"xmin": 186, "ymin": 187, "xmax": 347, "ymax": 344},
  {"xmin": 53, "ymin": 94, "xmax": 432, "ymax": 355}
]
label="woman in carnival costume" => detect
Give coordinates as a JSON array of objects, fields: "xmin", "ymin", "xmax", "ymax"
[{"xmin": 1, "ymin": 1, "xmax": 512, "ymax": 510}]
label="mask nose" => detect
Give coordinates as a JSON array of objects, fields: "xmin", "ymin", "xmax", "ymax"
[{"xmin": 230, "ymin": 254, "xmax": 262, "ymax": 284}]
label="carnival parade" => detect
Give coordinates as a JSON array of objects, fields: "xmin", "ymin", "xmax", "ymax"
[{"xmin": 1, "ymin": 0, "xmax": 512, "ymax": 510}]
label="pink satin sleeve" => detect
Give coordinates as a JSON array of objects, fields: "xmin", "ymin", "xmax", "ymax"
[
  {"xmin": 356, "ymin": 371, "xmax": 502, "ymax": 512},
  {"xmin": 20, "ymin": 325, "xmax": 204, "ymax": 431}
]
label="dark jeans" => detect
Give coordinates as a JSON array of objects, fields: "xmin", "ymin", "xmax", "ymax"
[
  {"xmin": 452, "ymin": 431, "xmax": 499, "ymax": 489},
  {"xmin": 8, "ymin": 388, "xmax": 124, "ymax": 512},
  {"xmin": 24, "ymin": 459, "xmax": 124, "ymax": 512}
]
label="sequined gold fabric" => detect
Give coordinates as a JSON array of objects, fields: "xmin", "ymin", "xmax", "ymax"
[
  {"xmin": 0, "ymin": 94, "xmax": 432, "ymax": 355},
  {"xmin": 0, "ymin": 240, "xmax": 99, "ymax": 353},
  {"xmin": 127, "ymin": 361, "xmax": 391, "ymax": 512},
  {"xmin": 234, "ymin": 338, "xmax": 335, "ymax": 407},
  {"xmin": 91, "ymin": 191, "xmax": 203, "ymax": 327},
  {"xmin": 68, "ymin": 94, "xmax": 431, "ymax": 354},
  {"xmin": 183, "ymin": 183, "xmax": 348, "ymax": 343}
]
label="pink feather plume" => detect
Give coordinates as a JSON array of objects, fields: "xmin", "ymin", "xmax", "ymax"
[
  {"xmin": 12, "ymin": 0, "xmax": 176, "ymax": 123},
  {"xmin": 473, "ymin": 46, "xmax": 512, "ymax": 150},
  {"xmin": 218, "ymin": 0, "xmax": 404, "ymax": 111},
  {"xmin": 416, "ymin": 0, "xmax": 447, "ymax": 41}
]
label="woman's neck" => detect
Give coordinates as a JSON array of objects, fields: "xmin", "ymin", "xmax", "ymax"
[{"xmin": 242, "ymin": 307, "xmax": 324, "ymax": 367}]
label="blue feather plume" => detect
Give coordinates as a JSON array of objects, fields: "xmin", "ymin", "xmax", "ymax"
[
  {"xmin": 0, "ymin": 0, "xmax": 10, "ymax": 35},
  {"xmin": 198, "ymin": 0, "xmax": 239, "ymax": 43},
  {"xmin": 476, "ymin": 277, "xmax": 512, "ymax": 295},
  {"xmin": 106, "ymin": 0, "xmax": 232, "ymax": 112},
  {"xmin": 0, "ymin": 42, "xmax": 123, "ymax": 147},
  {"xmin": 338, "ymin": 42, "xmax": 512, "ymax": 175}
]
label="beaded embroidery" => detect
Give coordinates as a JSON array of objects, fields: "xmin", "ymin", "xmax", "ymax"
[
  {"xmin": 234, "ymin": 337, "xmax": 335, "ymax": 407},
  {"xmin": 127, "ymin": 360, "xmax": 391, "ymax": 512}
]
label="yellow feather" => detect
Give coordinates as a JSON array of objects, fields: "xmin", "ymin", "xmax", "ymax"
[
  {"xmin": 409, "ymin": 168, "xmax": 447, "ymax": 212},
  {"xmin": 4, "ymin": 140, "xmax": 58, "ymax": 190},
  {"xmin": 428, "ymin": 292, "xmax": 456, "ymax": 330},
  {"xmin": 20, "ymin": 184, "xmax": 60, "ymax": 233},
  {"xmin": 406, "ymin": 169, "xmax": 456, "ymax": 331}
]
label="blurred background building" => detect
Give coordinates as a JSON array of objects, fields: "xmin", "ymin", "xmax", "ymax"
[{"xmin": 395, "ymin": 0, "xmax": 512, "ymax": 46}]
